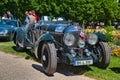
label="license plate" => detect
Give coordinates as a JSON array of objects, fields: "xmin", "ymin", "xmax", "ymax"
[{"xmin": 74, "ymin": 60, "xmax": 93, "ymax": 66}]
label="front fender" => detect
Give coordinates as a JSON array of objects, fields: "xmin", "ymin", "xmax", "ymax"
[
  {"xmin": 95, "ymin": 32, "xmax": 106, "ymax": 41},
  {"xmin": 35, "ymin": 33, "xmax": 55, "ymax": 45},
  {"xmin": 34, "ymin": 33, "xmax": 55, "ymax": 58},
  {"xmin": 41, "ymin": 33, "xmax": 54, "ymax": 41}
]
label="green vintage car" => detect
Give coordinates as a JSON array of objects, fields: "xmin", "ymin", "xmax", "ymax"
[{"xmin": 14, "ymin": 16, "xmax": 110, "ymax": 75}]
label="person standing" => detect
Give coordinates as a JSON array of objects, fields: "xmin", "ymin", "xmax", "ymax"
[
  {"xmin": 25, "ymin": 11, "xmax": 30, "ymax": 25},
  {"xmin": 24, "ymin": 10, "xmax": 35, "ymax": 26},
  {"xmin": 2, "ymin": 13, "xmax": 8, "ymax": 19},
  {"xmin": 24, "ymin": 11, "xmax": 35, "ymax": 39},
  {"xmin": 31, "ymin": 10, "xmax": 38, "ymax": 23},
  {"xmin": 7, "ymin": 11, "xmax": 14, "ymax": 20},
  {"xmin": 28, "ymin": 11, "xmax": 35, "ymax": 23}
]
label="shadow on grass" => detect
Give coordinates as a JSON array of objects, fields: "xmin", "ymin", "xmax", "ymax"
[
  {"xmin": 12, "ymin": 46, "xmax": 38, "ymax": 61},
  {"xmin": 110, "ymin": 67, "xmax": 120, "ymax": 73},
  {"xmin": 12, "ymin": 46, "xmax": 25, "ymax": 52},
  {"xmin": 57, "ymin": 63, "xmax": 92, "ymax": 75},
  {"xmin": 0, "ymin": 38, "xmax": 10, "ymax": 42},
  {"xmin": 32, "ymin": 63, "xmax": 92, "ymax": 77}
]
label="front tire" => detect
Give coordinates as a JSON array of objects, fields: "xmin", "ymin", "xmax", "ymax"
[
  {"xmin": 41, "ymin": 42, "xmax": 57, "ymax": 75},
  {"xmin": 95, "ymin": 42, "xmax": 110, "ymax": 69}
]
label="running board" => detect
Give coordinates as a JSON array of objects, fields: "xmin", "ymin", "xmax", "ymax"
[
  {"xmin": 18, "ymin": 42, "xmax": 24, "ymax": 48},
  {"xmin": 26, "ymin": 47, "xmax": 32, "ymax": 49}
]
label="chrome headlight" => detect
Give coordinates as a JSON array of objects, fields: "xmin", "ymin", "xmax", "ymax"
[
  {"xmin": 78, "ymin": 39, "xmax": 85, "ymax": 48},
  {"xmin": 63, "ymin": 33, "xmax": 76, "ymax": 46},
  {"xmin": 87, "ymin": 33, "xmax": 98, "ymax": 45}
]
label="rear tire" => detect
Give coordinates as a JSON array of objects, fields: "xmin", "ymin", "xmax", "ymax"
[
  {"xmin": 15, "ymin": 34, "xmax": 24, "ymax": 51},
  {"xmin": 41, "ymin": 42, "xmax": 57, "ymax": 75}
]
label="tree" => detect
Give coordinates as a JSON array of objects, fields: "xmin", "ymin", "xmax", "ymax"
[{"xmin": 0, "ymin": 0, "xmax": 120, "ymax": 25}]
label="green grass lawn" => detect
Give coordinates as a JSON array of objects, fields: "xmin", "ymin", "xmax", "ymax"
[
  {"xmin": 0, "ymin": 41, "xmax": 26, "ymax": 56},
  {"xmin": 0, "ymin": 41, "xmax": 35, "ymax": 60},
  {"xmin": 0, "ymin": 41, "xmax": 120, "ymax": 80},
  {"xmin": 85, "ymin": 55, "xmax": 120, "ymax": 80}
]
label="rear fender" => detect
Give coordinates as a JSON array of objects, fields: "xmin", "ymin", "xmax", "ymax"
[{"xmin": 15, "ymin": 28, "xmax": 25, "ymax": 43}]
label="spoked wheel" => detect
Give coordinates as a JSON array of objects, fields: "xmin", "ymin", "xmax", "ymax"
[
  {"xmin": 15, "ymin": 34, "xmax": 24, "ymax": 51},
  {"xmin": 94, "ymin": 42, "xmax": 110, "ymax": 69},
  {"xmin": 41, "ymin": 42, "xmax": 57, "ymax": 75}
]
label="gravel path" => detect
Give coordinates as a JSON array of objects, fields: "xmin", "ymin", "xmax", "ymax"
[{"xmin": 0, "ymin": 51, "xmax": 95, "ymax": 80}]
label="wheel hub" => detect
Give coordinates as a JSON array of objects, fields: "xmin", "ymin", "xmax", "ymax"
[{"xmin": 42, "ymin": 55, "xmax": 46, "ymax": 61}]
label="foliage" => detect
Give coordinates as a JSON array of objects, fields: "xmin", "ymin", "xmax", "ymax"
[
  {"xmin": 0, "ymin": 0, "xmax": 120, "ymax": 25},
  {"xmin": 111, "ymin": 48, "xmax": 120, "ymax": 56},
  {"xmin": 104, "ymin": 26, "xmax": 116, "ymax": 32},
  {"xmin": 108, "ymin": 41, "xmax": 120, "ymax": 57},
  {"xmin": 102, "ymin": 26, "xmax": 115, "ymax": 42},
  {"xmin": 103, "ymin": 32, "xmax": 114, "ymax": 42},
  {"xmin": 116, "ymin": 40, "xmax": 120, "ymax": 46}
]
